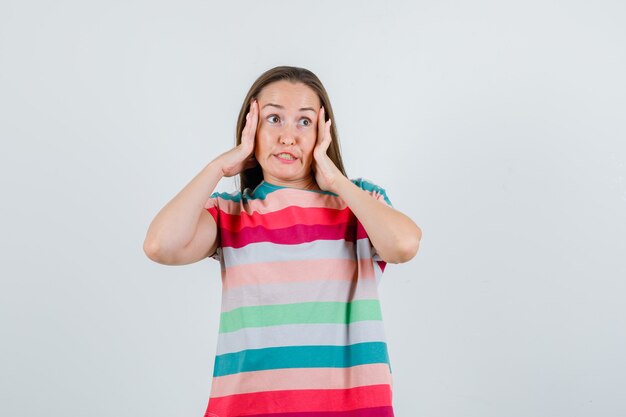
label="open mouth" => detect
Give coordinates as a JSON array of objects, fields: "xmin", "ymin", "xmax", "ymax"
[{"xmin": 275, "ymin": 152, "xmax": 297, "ymax": 161}]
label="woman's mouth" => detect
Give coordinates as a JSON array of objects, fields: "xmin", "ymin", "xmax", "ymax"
[{"xmin": 274, "ymin": 152, "xmax": 298, "ymax": 163}]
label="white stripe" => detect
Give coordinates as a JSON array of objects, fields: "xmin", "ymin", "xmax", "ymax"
[
  {"xmin": 221, "ymin": 238, "xmax": 376, "ymax": 269},
  {"xmin": 221, "ymin": 239, "xmax": 360, "ymax": 268},
  {"xmin": 216, "ymin": 321, "xmax": 388, "ymax": 355},
  {"xmin": 356, "ymin": 238, "xmax": 375, "ymax": 259}
]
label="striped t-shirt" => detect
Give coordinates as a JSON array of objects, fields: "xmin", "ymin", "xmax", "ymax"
[{"xmin": 203, "ymin": 178, "xmax": 395, "ymax": 417}]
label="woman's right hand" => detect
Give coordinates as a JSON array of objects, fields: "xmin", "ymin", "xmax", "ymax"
[{"xmin": 217, "ymin": 99, "xmax": 259, "ymax": 177}]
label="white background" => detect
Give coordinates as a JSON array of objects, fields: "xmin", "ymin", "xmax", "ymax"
[{"xmin": 1, "ymin": 1, "xmax": 625, "ymax": 416}]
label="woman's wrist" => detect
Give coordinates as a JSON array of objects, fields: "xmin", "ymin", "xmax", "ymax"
[
  {"xmin": 205, "ymin": 157, "xmax": 227, "ymax": 180},
  {"xmin": 330, "ymin": 175, "xmax": 354, "ymax": 197}
]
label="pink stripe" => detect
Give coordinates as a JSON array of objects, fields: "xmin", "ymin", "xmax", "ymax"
[
  {"xmin": 206, "ymin": 188, "xmax": 348, "ymax": 215},
  {"xmin": 209, "ymin": 364, "xmax": 393, "ymax": 397},
  {"xmin": 205, "ymin": 187, "xmax": 389, "ymax": 217},
  {"xmin": 221, "ymin": 278, "xmax": 380, "ymax": 311},
  {"xmin": 222, "ymin": 258, "xmax": 375, "ymax": 290},
  {"xmin": 220, "ymin": 223, "xmax": 357, "ymax": 248}
]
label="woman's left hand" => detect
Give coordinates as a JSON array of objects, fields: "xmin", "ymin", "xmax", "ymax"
[{"xmin": 312, "ymin": 106, "xmax": 344, "ymax": 192}]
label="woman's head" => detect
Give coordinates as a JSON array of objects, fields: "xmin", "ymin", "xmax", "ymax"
[{"xmin": 235, "ymin": 66, "xmax": 346, "ymax": 192}]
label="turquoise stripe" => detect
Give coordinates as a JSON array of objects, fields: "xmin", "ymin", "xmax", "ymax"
[
  {"xmin": 351, "ymin": 178, "xmax": 393, "ymax": 206},
  {"xmin": 210, "ymin": 190, "xmax": 242, "ymax": 202},
  {"xmin": 213, "ymin": 341, "xmax": 390, "ymax": 377},
  {"xmin": 252, "ymin": 181, "xmax": 336, "ymax": 200},
  {"xmin": 212, "ymin": 179, "xmax": 392, "ymax": 205}
]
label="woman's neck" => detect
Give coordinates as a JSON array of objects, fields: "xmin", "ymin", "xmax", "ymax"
[{"xmin": 263, "ymin": 175, "xmax": 320, "ymax": 190}]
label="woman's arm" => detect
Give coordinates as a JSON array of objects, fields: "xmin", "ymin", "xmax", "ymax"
[
  {"xmin": 312, "ymin": 106, "xmax": 422, "ymax": 264},
  {"xmin": 143, "ymin": 100, "xmax": 260, "ymax": 265},
  {"xmin": 143, "ymin": 161, "xmax": 224, "ymax": 265},
  {"xmin": 333, "ymin": 176, "xmax": 421, "ymax": 264}
]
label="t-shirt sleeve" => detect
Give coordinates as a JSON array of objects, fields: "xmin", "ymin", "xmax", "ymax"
[
  {"xmin": 351, "ymin": 177, "xmax": 393, "ymax": 208},
  {"xmin": 351, "ymin": 178, "xmax": 393, "ymax": 274},
  {"xmin": 204, "ymin": 191, "xmax": 222, "ymax": 262}
]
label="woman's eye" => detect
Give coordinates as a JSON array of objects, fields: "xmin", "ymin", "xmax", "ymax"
[{"xmin": 266, "ymin": 115, "xmax": 311, "ymax": 126}]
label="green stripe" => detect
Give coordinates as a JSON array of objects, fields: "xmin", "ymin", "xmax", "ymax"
[{"xmin": 219, "ymin": 299, "xmax": 383, "ymax": 333}]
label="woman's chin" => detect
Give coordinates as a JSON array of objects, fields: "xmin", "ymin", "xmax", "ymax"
[{"xmin": 261, "ymin": 168, "xmax": 315, "ymax": 185}]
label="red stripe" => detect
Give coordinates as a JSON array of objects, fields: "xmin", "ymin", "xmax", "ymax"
[
  {"xmin": 205, "ymin": 384, "xmax": 392, "ymax": 416},
  {"xmin": 218, "ymin": 206, "xmax": 353, "ymax": 232},
  {"xmin": 206, "ymin": 207, "xmax": 219, "ymax": 225},
  {"xmin": 220, "ymin": 222, "xmax": 358, "ymax": 248},
  {"xmin": 233, "ymin": 406, "xmax": 394, "ymax": 417}
]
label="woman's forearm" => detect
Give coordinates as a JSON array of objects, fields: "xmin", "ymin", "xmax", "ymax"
[
  {"xmin": 143, "ymin": 160, "xmax": 224, "ymax": 259},
  {"xmin": 333, "ymin": 176, "xmax": 422, "ymax": 264}
]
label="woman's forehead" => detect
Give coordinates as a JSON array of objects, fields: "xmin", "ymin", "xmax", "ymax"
[{"xmin": 258, "ymin": 81, "xmax": 320, "ymax": 109}]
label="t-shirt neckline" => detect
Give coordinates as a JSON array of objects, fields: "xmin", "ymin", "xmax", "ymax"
[{"xmin": 255, "ymin": 180, "xmax": 335, "ymax": 196}]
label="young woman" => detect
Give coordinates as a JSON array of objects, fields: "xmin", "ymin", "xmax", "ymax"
[{"xmin": 144, "ymin": 66, "xmax": 422, "ymax": 417}]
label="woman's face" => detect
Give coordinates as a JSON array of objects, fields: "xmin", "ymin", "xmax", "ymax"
[{"xmin": 254, "ymin": 80, "xmax": 321, "ymax": 188}]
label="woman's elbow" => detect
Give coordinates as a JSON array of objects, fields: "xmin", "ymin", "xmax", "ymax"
[
  {"xmin": 143, "ymin": 238, "xmax": 173, "ymax": 264},
  {"xmin": 143, "ymin": 238, "xmax": 162, "ymax": 262},
  {"xmin": 396, "ymin": 238, "xmax": 421, "ymax": 264},
  {"xmin": 385, "ymin": 227, "xmax": 422, "ymax": 264}
]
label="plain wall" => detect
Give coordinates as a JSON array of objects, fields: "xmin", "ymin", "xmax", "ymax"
[{"xmin": 1, "ymin": 0, "xmax": 625, "ymax": 416}]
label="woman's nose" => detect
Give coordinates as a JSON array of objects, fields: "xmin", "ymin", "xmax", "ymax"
[{"xmin": 279, "ymin": 124, "xmax": 297, "ymax": 145}]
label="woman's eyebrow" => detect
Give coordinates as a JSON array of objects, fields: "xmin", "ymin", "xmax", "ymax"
[{"xmin": 262, "ymin": 103, "xmax": 316, "ymax": 113}]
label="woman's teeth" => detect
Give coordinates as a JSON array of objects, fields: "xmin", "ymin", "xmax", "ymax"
[{"xmin": 277, "ymin": 153, "xmax": 296, "ymax": 161}]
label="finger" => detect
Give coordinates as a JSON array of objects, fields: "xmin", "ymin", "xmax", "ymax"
[
  {"xmin": 249, "ymin": 100, "xmax": 259, "ymax": 140},
  {"xmin": 321, "ymin": 118, "xmax": 332, "ymax": 153},
  {"xmin": 242, "ymin": 100, "xmax": 258, "ymax": 144},
  {"xmin": 241, "ymin": 113, "xmax": 250, "ymax": 139},
  {"xmin": 242, "ymin": 113, "xmax": 253, "ymax": 143},
  {"xmin": 317, "ymin": 106, "xmax": 326, "ymax": 147},
  {"xmin": 250, "ymin": 100, "xmax": 259, "ymax": 122}
]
